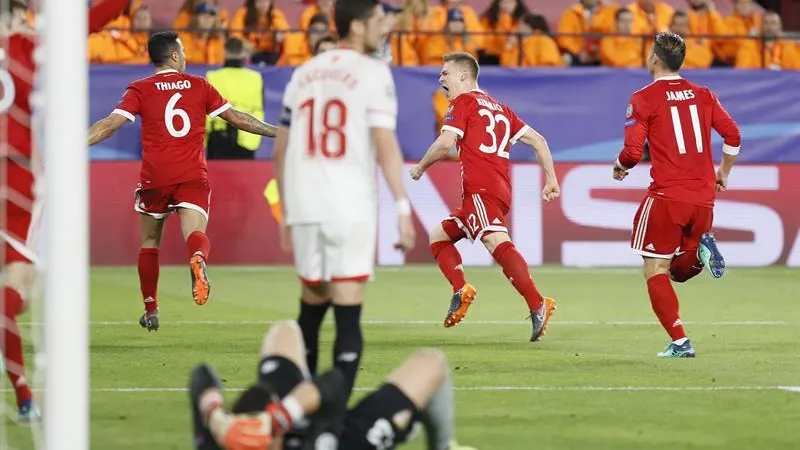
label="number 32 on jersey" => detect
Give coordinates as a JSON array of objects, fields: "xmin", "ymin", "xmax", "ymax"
[{"xmin": 478, "ymin": 108, "xmax": 511, "ymax": 159}]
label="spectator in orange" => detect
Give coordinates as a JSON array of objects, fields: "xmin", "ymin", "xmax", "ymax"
[
  {"xmin": 430, "ymin": 0, "xmax": 484, "ymax": 48},
  {"xmin": 421, "ymin": 8, "xmax": 479, "ymax": 65},
  {"xmin": 628, "ymin": 0, "xmax": 674, "ymax": 35},
  {"xmin": 229, "ymin": 0, "xmax": 290, "ymax": 65},
  {"xmin": 299, "ymin": 0, "xmax": 335, "ymax": 30},
  {"xmin": 88, "ymin": 5, "xmax": 152, "ymax": 63},
  {"xmin": 277, "ymin": 13, "xmax": 330, "ymax": 66},
  {"xmin": 735, "ymin": 11, "xmax": 800, "ymax": 70},
  {"xmin": 686, "ymin": 0, "xmax": 728, "ymax": 63},
  {"xmin": 500, "ymin": 13, "xmax": 563, "ymax": 67},
  {"xmin": 557, "ymin": 0, "xmax": 620, "ymax": 66},
  {"xmin": 479, "ymin": 0, "xmax": 532, "ymax": 65},
  {"xmin": 600, "ymin": 7, "xmax": 645, "ymax": 67},
  {"xmin": 375, "ymin": 3, "xmax": 420, "ymax": 65},
  {"xmin": 174, "ymin": 0, "xmax": 229, "ymax": 30},
  {"xmin": 180, "ymin": 3, "xmax": 226, "ymax": 65},
  {"xmin": 670, "ymin": 10, "xmax": 712, "ymax": 68},
  {"xmin": 720, "ymin": 0, "xmax": 761, "ymax": 64},
  {"xmin": 397, "ymin": 0, "xmax": 438, "ymax": 57}
]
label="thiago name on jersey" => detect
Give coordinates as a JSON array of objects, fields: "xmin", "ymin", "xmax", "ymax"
[
  {"xmin": 666, "ymin": 89, "xmax": 696, "ymax": 101},
  {"xmin": 154, "ymin": 80, "xmax": 192, "ymax": 91}
]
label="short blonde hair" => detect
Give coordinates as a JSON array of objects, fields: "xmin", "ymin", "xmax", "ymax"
[{"xmin": 443, "ymin": 52, "xmax": 479, "ymax": 80}]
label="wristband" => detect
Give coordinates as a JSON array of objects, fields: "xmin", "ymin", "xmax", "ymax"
[
  {"xmin": 722, "ymin": 144, "xmax": 740, "ymax": 156},
  {"xmin": 396, "ymin": 198, "xmax": 411, "ymax": 216}
]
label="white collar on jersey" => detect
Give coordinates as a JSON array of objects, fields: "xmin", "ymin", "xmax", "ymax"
[
  {"xmin": 155, "ymin": 69, "xmax": 179, "ymax": 74},
  {"xmin": 470, "ymin": 88, "xmax": 485, "ymax": 94},
  {"xmin": 655, "ymin": 75, "xmax": 682, "ymax": 81}
]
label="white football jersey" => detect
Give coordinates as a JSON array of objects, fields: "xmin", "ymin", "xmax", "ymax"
[{"xmin": 281, "ymin": 49, "xmax": 398, "ymax": 224}]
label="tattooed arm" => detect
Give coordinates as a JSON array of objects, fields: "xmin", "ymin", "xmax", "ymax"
[{"xmin": 219, "ymin": 108, "xmax": 278, "ymax": 137}]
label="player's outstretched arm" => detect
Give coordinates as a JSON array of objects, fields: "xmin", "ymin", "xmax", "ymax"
[
  {"xmin": 519, "ymin": 127, "xmax": 560, "ymax": 201},
  {"xmin": 219, "ymin": 108, "xmax": 278, "ymax": 137},
  {"xmin": 410, "ymin": 131, "xmax": 458, "ymax": 180},
  {"xmin": 87, "ymin": 113, "xmax": 129, "ymax": 146}
]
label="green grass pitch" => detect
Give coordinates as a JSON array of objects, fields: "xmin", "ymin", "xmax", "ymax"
[{"xmin": 3, "ymin": 265, "xmax": 800, "ymax": 449}]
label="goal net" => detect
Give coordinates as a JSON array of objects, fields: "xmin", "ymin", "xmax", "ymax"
[{"xmin": 0, "ymin": 0, "xmax": 88, "ymax": 448}]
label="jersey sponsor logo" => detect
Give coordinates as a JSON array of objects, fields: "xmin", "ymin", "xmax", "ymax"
[
  {"xmin": 260, "ymin": 359, "xmax": 280, "ymax": 375},
  {"xmin": 625, "ymin": 103, "xmax": 633, "ymax": 118}
]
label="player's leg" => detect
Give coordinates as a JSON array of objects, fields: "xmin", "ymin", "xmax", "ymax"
[
  {"xmin": 473, "ymin": 194, "xmax": 555, "ymax": 342},
  {"xmin": 430, "ymin": 219, "xmax": 478, "ymax": 329},
  {"xmin": 324, "ymin": 221, "xmax": 375, "ymax": 397},
  {"xmin": 341, "ymin": 349, "xmax": 474, "ymax": 450},
  {"xmin": 134, "ymin": 185, "xmax": 171, "ymax": 329},
  {"xmin": 631, "ymin": 197, "xmax": 694, "ymax": 357},
  {"xmin": 1, "ymin": 259, "xmax": 38, "ymax": 421},
  {"xmin": 429, "ymin": 220, "xmax": 468, "ymax": 293},
  {"xmin": 173, "ymin": 179, "xmax": 212, "ymax": 305},
  {"xmin": 138, "ymin": 213, "xmax": 165, "ymax": 331},
  {"xmin": 296, "ymin": 283, "xmax": 331, "ymax": 376}
]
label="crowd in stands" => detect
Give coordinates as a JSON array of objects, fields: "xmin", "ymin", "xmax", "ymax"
[{"xmin": 78, "ymin": 0, "xmax": 798, "ymax": 69}]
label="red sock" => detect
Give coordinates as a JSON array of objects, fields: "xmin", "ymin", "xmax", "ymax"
[
  {"xmin": 138, "ymin": 248, "xmax": 160, "ymax": 312},
  {"xmin": 647, "ymin": 273, "xmax": 687, "ymax": 341},
  {"xmin": 670, "ymin": 250, "xmax": 703, "ymax": 283},
  {"xmin": 2, "ymin": 288, "xmax": 32, "ymax": 407},
  {"xmin": 492, "ymin": 242, "xmax": 543, "ymax": 311},
  {"xmin": 187, "ymin": 231, "xmax": 211, "ymax": 261},
  {"xmin": 430, "ymin": 241, "xmax": 466, "ymax": 293}
]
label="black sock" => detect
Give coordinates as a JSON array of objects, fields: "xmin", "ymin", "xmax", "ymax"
[
  {"xmin": 333, "ymin": 304, "xmax": 363, "ymax": 396},
  {"xmin": 297, "ymin": 300, "xmax": 331, "ymax": 376}
]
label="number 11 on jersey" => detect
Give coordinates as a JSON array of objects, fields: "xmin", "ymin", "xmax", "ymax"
[
  {"xmin": 669, "ymin": 103, "xmax": 703, "ymax": 155},
  {"xmin": 299, "ymin": 98, "xmax": 348, "ymax": 159}
]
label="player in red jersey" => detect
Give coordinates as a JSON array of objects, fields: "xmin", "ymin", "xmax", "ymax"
[
  {"xmin": 88, "ymin": 32, "xmax": 278, "ymax": 332},
  {"xmin": 0, "ymin": 0, "xmax": 131, "ymax": 422},
  {"xmin": 410, "ymin": 52, "xmax": 560, "ymax": 343},
  {"xmin": 613, "ymin": 32, "xmax": 741, "ymax": 358}
]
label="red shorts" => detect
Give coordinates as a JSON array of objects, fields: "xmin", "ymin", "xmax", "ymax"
[
  {"xmin": 444, "ymin": 193, "xmax": 509, "ymax": 242},
  {"xmin": 134, "ymin": 179, "xmax": 211, "ymax": 220},
  {"xmin": 630, "ymin": 195, "xmax": 713, "ymax": 259},
  {"xmin": 1, "ymin": 198, "xmax": 38, "ymax": 264}
]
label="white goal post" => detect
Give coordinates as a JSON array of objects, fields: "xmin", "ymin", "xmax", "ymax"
[{"xmin": 42, "ymin": 0, "xmax": 89, "ymax": 448}]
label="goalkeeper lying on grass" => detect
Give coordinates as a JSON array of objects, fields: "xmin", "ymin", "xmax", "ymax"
[{"xmin": 189, "ymin": 321, "xmax": 475, "ymax": 450}]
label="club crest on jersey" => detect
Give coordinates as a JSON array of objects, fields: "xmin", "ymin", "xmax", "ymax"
[
  {"xmin": 444, "ymin": 105, "xmax": 454, "ymax": 121},
  {"xmin": 625, "ymin": 104, "xmax": 633, "ymax": 118}
]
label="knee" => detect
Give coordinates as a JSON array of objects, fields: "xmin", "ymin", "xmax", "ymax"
[
  {"xmin": 1, "ymin": 262, "xmax": 35, "ymax": 301},
  {"xmin": 261, "ymin": 320, "xmax": 302, "ymax": 356},
  {"xmin": 643, "ymin": 262, "xmax": 670, "ymax": 280},
  {"xmin": 411, "ymin": 348, "xmax": 448, "ymax": 381},
  {"xmin": 428, "ymin": 227, "xmax": 449, "ymax": 246}
]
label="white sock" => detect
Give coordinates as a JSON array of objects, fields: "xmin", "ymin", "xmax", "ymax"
[{"xmin": 673, "ymin": 337, "xmax": 688, "ymax": 346}]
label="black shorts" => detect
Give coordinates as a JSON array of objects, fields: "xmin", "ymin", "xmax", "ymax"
[
  {"xmin": 340, "ymin": 383, "xmax": 421, "ymax": 450},
  {"xmin": 257, "ymin": 355, "xmax": 307, "ymax": 398}
]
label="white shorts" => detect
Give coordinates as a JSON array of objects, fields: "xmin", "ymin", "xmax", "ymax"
[{"xmin": 291, "ymin": 221, "xmax": 376, "ymax": 285}]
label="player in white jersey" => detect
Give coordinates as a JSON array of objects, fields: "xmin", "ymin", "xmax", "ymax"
[{"xmin": 273, "ymin": 0, "xmax": 415, "ymax": 399}]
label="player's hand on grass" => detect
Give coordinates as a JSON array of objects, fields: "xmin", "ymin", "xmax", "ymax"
[
  {"xmin": 395, "ymin": 215, "xmax": 416, "ymax": 252},
  {"xmin": 715, "ymin": 169, "xmax": 728, "ymax": 192},
  {"xmin": 409, "ymin": 164, "xmax": 424, "ymax": 180},
  {"xmin": 279, "ymin": 223, "xmax": 292, "ymax": 253},
  {"xmin": 542, "ymin": 181, "xmax": 560, "ymax": 202}
]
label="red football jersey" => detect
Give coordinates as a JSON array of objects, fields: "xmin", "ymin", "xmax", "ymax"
[
  {"xmin": 617, "ymin": 75, "xmax": 741, "ymax": 207},
  {"xmin": 0, "ymin": 33, "xmax": 36, "ymax": 201},
  {"xmin": 113, "ymin": 70, "xmax": 230, "ymax": 188},
  {"xmin": 442, "ymin": 89, "xmax": 529, "ymax": 208}
]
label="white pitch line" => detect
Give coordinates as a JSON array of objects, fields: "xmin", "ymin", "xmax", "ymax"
[
  {"xmin": 59, "ymin": 319, "xmax": 799, "ymax": 326},
  {"xmin": 2, "ymin": 386, "xmax": 788, "ymax": 394}
]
